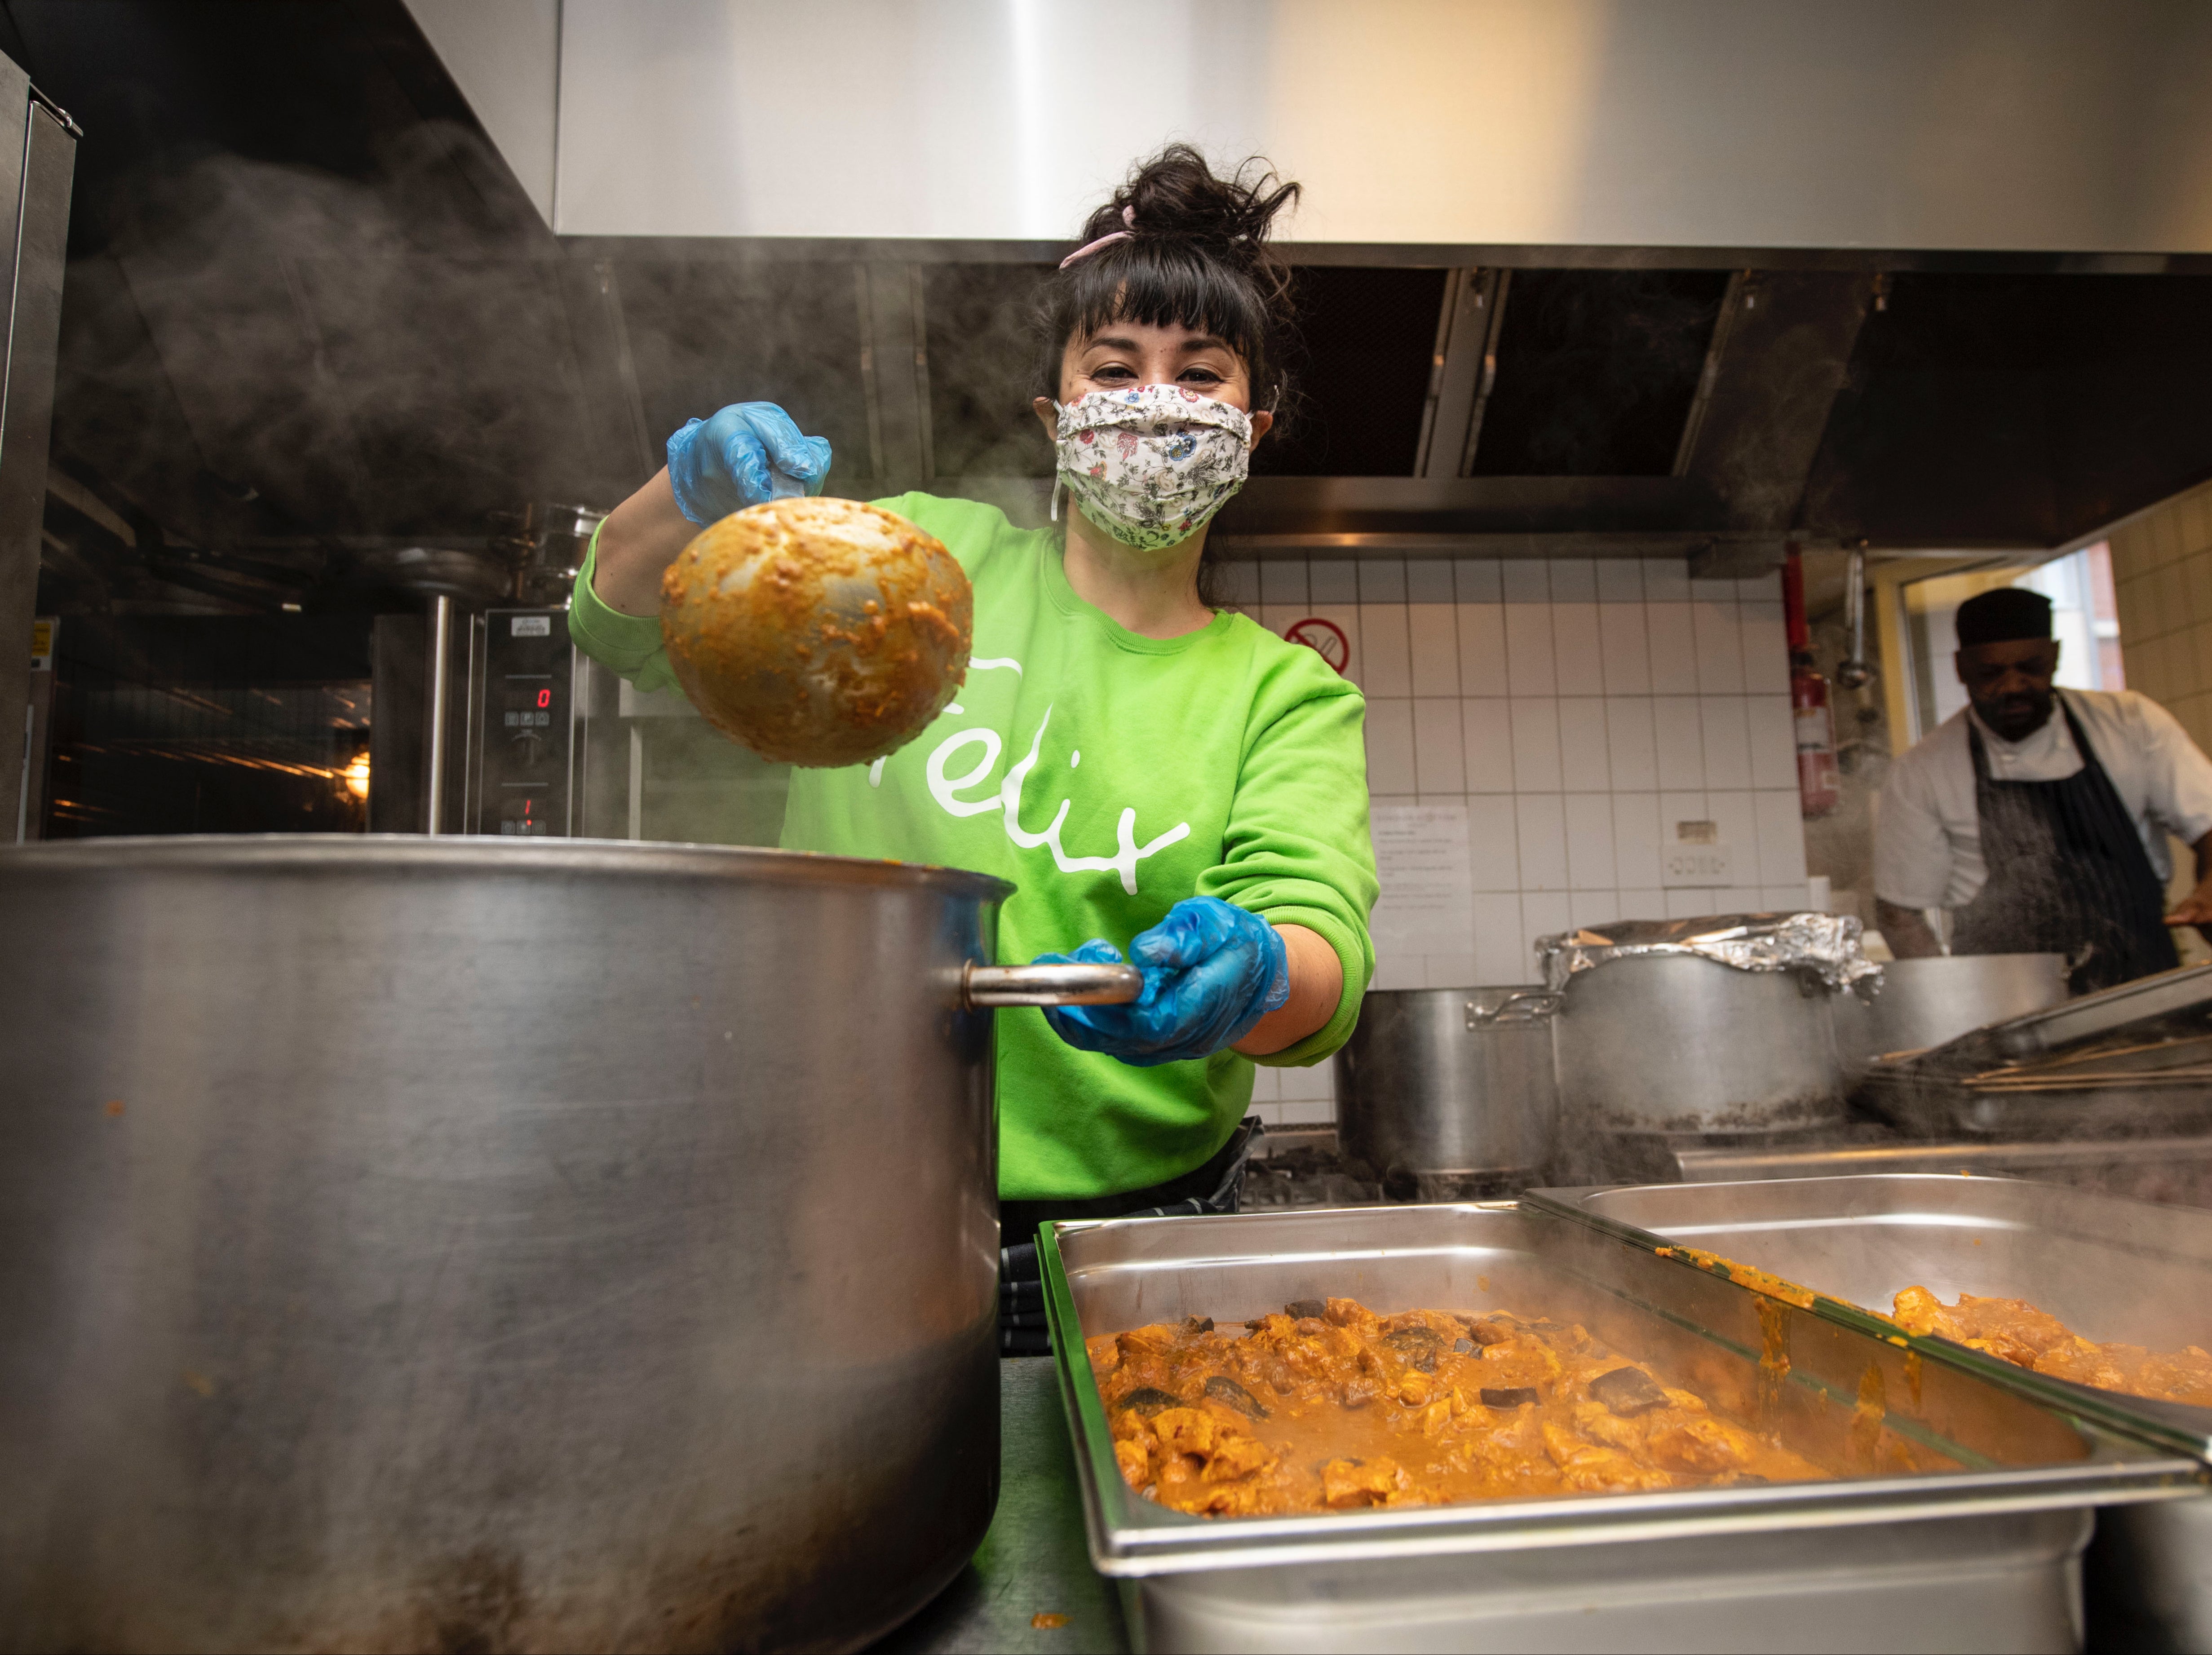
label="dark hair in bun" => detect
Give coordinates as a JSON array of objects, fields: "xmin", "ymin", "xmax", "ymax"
[{"xmin": 1033, "ymin": 144, "xmax": 1302, "ymax": 420}]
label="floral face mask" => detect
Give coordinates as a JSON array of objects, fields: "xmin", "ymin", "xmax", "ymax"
[{"xmin": 1052, "ymin": 384, "xmax": 1254, "ymax": 553}]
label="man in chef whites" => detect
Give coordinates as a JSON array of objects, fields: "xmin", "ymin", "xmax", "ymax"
[{"xmin": 1875, "ymin": 585, "xmax": 2212, "ymax": 992}]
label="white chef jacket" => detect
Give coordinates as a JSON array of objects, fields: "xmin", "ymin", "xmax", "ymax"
[{"xmin": 1874, "ymin": 688, "xmax": 2212, "ymax": 912}]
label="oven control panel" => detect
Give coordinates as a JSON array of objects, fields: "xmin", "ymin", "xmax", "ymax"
[{"xmin": 474, "ymin": 608, "xmax": 573, "ymax": 836}]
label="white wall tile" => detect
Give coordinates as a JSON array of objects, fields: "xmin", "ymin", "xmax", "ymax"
[
  {"xmin": 1360, "ymin": 604, "xmax": 1412, "ymax": 697},
  {"xmin": 1472, "ymin": 893, "xmax": 1530, "ymax": 983},
  {"xmin": 1510, "ymin": 699, "xmax": 1563, "ymax": 791},
  {"xmin": 1457, "ymin": 603, "xmax": 1508, "ymax": 697},
  {"xmin": 1463, "ymin": 698, "xmax": 1516, "ymax": 792},
  {"xmin": 1643, "ymin": 558, "xmax": 1691, "ymax": 602},
  {"xmin": 1412, "ymin": 698, "xmax": 1466, "ymax": 793},
  {"xmin": 1652, "ymin": 696, "xmax": 1706, "ymax": 787},
  {"xmin": 1611, "ymin": 790, "xmax": 1663, "ymax": 889},
  {"xmin": 1665, "ymin": 888, "xmax": 1722, "ymax": 919},
  {"xmin": 1219, "ymin": 562, "xmax": 1262, "ymax": 608},
  {"xmin": 1741, "ymin": 599, "xmax": 1790, "ymax": 693},
  {"xmin": 1557, "ymin": 698, "xmax": 1611, "ymax": 790},
  {"xmin": 1596, "ymin": 560, "xmax": 1644, "ymax": 603},
  {"xmin": 1570, "ymin": 890, "xmax": 1622, "ymax": 929},
  {"xmin": 1717, "ymin": 886, "xmax": 1768, "ymax": 914},
  {"xmin": 1520, "ymin": 892, "xmax": 1574, "ymax": 960},
  {"xmin": 1699, "ymin": 696, "xmax": 1752, "ymax": 791},
  {"xmin": 1366, "ymin": 699, "xmax": 1417, "ymax": 794},
  {"xmin": 1690, "ymin": 578, "xmax": 1738, "ymax": 604},
  {"xmin": 1260, "ymin": 561, "xmax": 1308, "ymax": 606},
  {"xmin": 1514, "ymin": 794, "xmax": 1569, "ymax": 889},
  {"xmin": 1407, "ymin": 606, "xmax": 1460, "ymax": 696},
  {"xmin": 1552, "ymin": 601, "xmax": 1605, "ymax": 693},
  {"xmin": 1278, "ymin": 1064, "xmax": 1336, "ymax": 1114},
  {"xmin": 1425, "ymin": 952, "xmax": 1480, "ymax": 988},
  {"xmin": 1359, "ymin": 558, "xmax": 1407, "ymax": 604},
  {"xmin": 1737, "ymin": 573, "xmax": 1780, "ymax": 602},
  {"xmin": 1455, "ymin": 558, "xmax": 1502, "ymax": 602},
  {"xmin": 1564, "ymin": 793, "xmax": 1616, "ymax": 889},
  {"xmin": 1370, "ymin": 951, "xmax": 1425, "ymax": 991},
  {"xmin": 1504, "ymin": 604, "xmax": 1557, "ymax": 695},
  {"xmin": 1260, "ymin": 604, "xmax": 1299, "ymax": 640},
  {"xmin": 1248, "ymin": 1066, "xmax": 1280, "ymax": 1102},
  {"xmin": 1693, "ymin": 597, "xmax": 1745, "ymax": 692},
  {"xmin": 1706, "ymin": 790, "xmax": 1758, "ymax": 871},
  {"xmin": 1407, "ymin": 560, "xmax": 1455, "ymax": 605},
  {"xmin": 1617, "ymin": 887, "xmax": 1666, "ymax": 921},
  {"xmin": 1754, "ymin": 788, "xmax": 1809, "ymax": 884},
  {"xmin": 1467, "ymin": 795, "xmax": 1521, "ymax": 890},
  {"xmin": 1646, "ymin": 602, "xmax": 1699, "ymax": 693},
  {"xmin": 1310, "ymin": 558, "xmax": 1360, "ymax": 604},
  {"xmin": 1548, "ymin": 558, "xmax": 1597, "ymax": 603},
  {"xmin": 1277, "ymin": 1097, "xmax": 1336, "ymax": 1126},
  {"xmin": 1598, "ymin": 603, "xmax": 1652, "ymax": 693},
  {"xmin": 1763, "ymin": 884, "xmax": 1814, "ymax": 912},
  {"xmin": 1501, "ymin": 560, "xmax": 1550, "ymax": 604},
  {"xmin": 1604, "ymin": 697, "xmax": 1658, "ymax": 791},
  {"xmin": 1746, "ymin": 694, "xmax": 1796, "ymax": 789}
]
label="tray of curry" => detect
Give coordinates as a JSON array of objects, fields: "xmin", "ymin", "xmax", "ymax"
[
  {"xmin": 1038, "ymin": 1204, "xmax": 2201, "ymax": 1579},
  {"xmin": 1523, "ymin": 1173, "xmax": 2212, "ymax": 1462}
]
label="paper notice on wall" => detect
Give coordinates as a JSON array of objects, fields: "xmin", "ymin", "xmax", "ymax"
[{"xmin": 1369, "ymin": 803, "xmax": 1475, "ymax": 958}]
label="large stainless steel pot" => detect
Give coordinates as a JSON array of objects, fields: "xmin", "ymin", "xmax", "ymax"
[
  {"xmin": 1835, "ymin": 952, "xmax": 2070, "ymax": 1079},
  {"xmin": 1553, "ymin": 955, "xmax": 1845, "ymax": 1170},
  {"xmin": 0, "ymin": 836, "xmax": 1135, "ymax": 1654},
  {"xmin": 1333, "ymin": 986, "xmax": 1559, "ymax": 1189}
]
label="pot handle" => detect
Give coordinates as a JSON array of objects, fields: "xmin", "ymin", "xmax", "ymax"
[
  {"xmin": 1466, "ymin": 990, "xmax": 1562, "ymax": 1027},
  {"xmin": 962, "ymin": 961, "xmax": 1144, "ymax": 1009}
]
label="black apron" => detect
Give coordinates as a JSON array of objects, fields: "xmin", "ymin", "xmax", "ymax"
[
  {"xmin": 994, "ymin": 1115, "xmax": 1261, "ymax": 1359},
  {"xmin": 1952, "ymin": 695, "xmax": 2177, "ymax": 994}
]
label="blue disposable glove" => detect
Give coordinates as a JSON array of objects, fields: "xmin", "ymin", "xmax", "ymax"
[
  {"xmin": 1039, "ymin": 897, "xmax": 1292, "ymax": 1067},
  {"xmin": 665, "ymin": 402, "xmax": 834, "ymax": 525}
]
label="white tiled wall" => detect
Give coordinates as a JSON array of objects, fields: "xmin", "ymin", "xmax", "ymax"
[{"xmin": 1217, "ymin": 556, "xmax": 1808, "ymax": 1127}]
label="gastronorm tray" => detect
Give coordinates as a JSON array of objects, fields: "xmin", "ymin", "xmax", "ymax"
[
  {"xmin": 1858, "ymin": 960, "xmax": 2212, "ymax": 1139},
  {"xmin": 1039, "ymin": 1203, "xmax": 2203, "ymax": 1654},
  {"xmin": 1526, "ymin": 1173, "xmax": 2212, "ymax": 1461}
]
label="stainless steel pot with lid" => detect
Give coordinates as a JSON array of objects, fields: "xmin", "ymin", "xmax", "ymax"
[
  {"xmin": 0, "ymin": 836, "xmax": 1135, "ymax": 1654},
  {"xmin": 1541, "ymin": 915, "xmax": 1871, "ymax": 1179},
  {"xmin": 1333, "ymin": 986, "xmax": 1560, "ymax": 1192},
  {"xmin": 1833, "ymin": 952, "xmax": 2070, "ymax": 1079}
]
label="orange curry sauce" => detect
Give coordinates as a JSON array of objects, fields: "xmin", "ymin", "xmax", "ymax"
[
  {"xmin": 1090, "ymin": 1296, "xmax": 1828, "ymax": 1517},
  {"xmin": 1894, "ymin": 1287, "xmax": 2212, "ymax": 1408}
]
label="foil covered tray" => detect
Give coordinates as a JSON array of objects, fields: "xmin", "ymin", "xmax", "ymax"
[{"xmin": 1038, "ymin": 1203, "xmax": 2200, "ymax": 1653}]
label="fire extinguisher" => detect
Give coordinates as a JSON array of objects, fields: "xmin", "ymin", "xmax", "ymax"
[{"xmin": 1783, "ymin": 546, "xmax": 1840, "ymax": 818}]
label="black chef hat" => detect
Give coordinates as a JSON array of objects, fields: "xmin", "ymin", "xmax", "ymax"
[{"xmin": 1955, "ymin": 586, "xmax": 2053, "ymax": 647}]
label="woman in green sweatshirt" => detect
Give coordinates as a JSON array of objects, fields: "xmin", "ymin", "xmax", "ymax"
[{"xmin": 570, "ymin": 147, "xmax": 1377, "ymax": 1349}]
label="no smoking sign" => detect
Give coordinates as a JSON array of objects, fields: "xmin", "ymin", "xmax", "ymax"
[{"xmin": 1283, "ymin": 617, "xmax": 1349, "ymax": 675}]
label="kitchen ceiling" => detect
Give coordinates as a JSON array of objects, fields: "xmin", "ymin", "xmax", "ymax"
[{"xmin": 19, "ymin": 0, "xmax": 2212, "ymax": 615}]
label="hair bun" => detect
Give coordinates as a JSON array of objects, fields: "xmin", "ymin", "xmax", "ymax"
[{"xmin": 1078, "ymin": 143, "xmax": 1298, "ymax": 259}]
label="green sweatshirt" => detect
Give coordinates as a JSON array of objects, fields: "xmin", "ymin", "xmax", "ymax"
[{"xmin": 569, "ymin": 493, "xmax": 1376, "ymax": 1199}]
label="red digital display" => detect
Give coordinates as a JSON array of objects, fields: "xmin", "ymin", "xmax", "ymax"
[{"xmin": 537, "ymin": 689, "xmax": 552, "ymax": 708}]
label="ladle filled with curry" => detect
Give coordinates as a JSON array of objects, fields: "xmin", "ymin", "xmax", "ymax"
[{"xmin": 1090, "ymin": 1295, "xmax": 1829, "ymax": 1517}]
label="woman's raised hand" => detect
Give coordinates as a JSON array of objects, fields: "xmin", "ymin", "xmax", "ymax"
[{"xmin": 666, "ymin": 403, "xmax": 834, "ymax": 525}]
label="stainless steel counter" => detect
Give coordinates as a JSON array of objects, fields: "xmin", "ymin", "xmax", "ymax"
[{"xmin": 873, "ymin": 1359, "xmax": 1127, "ymax": 1655}]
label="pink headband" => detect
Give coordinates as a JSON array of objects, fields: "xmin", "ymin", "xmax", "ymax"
[{"xmin": 1059, "ymin": 204, "xmax": 1136, "ymax": 270}]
